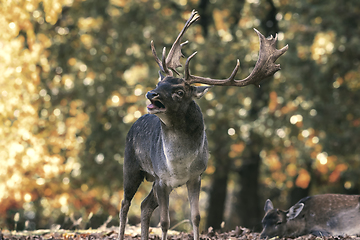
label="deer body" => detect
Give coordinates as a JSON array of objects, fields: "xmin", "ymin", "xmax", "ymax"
[
  {"xmin": 118, "ymin": 9, "xmax": 287, "ymax": 240},
  {"xmin": 125, "ymin": 110, "xmax": 207, "ymax": 189},
  {"xmin": 261, "ymin": 194, "xmax": 360, "ymax": 238},
  {"xmin": 119, "ymin": 77, "xmax": 210, "ymax": 240}
]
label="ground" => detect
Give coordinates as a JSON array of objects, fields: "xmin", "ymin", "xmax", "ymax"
[{"xmin": 2, "ymin": 226, "xmax": 360, "ymax": 240}]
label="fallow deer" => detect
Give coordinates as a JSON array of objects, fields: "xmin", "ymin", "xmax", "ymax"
[
  {"xmin": 261, "ymin": 194, "xmax": 360, "ymax": 238},
  {"xmin": 118, "ymin": 10, "xmax": 288, "ymax": 240}
]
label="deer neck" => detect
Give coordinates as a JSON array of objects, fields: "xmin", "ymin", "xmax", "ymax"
[
  {"xmin": 159, "ymin": 100, "xmax": 204, "ymax": 136},
  {"xmin": 158, "ymin": 100, "xmax": 206, "ymax": 160},
  {"xmin": 157, "ymin": 101, "xmax": 206, "ymax": 187}
]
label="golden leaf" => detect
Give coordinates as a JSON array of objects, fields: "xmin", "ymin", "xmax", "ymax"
[{"xmin": 295, "ymin": 169, "xmax": 311, "ymax": 189}]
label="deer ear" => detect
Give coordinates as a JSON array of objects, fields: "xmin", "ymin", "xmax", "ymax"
[
  {"xmin": 286, "ymin": 203, "xmax": 304, "ymax": 220},
  {"xmin": 193, "ymin": 86, "xmax": 212, "ymax": 99},
  {"xmin": 264, "ymin": 199, "xmax": 274, "ymax": 212}
]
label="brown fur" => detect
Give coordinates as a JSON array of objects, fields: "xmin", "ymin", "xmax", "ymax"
[{"xmin": 261, "ymin": 194, "xmax": 360, "ymax": 238}]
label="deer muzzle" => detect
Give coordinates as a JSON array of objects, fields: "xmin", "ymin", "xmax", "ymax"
[{"xmin": 146, "ymin": 91, "xmax": 166, "ymax": 114}]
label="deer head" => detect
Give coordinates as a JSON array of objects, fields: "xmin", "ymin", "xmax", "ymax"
[
  {"xmin": 146, "ymin": 77, "xmax": 210, "ymax": 126},
  {"xmin": 261, "ymin": 199, "xmax": 305, "ymax": 238}
]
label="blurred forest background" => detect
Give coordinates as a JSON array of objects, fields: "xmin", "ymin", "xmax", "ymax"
[{"xmin": 1, "ymin": 0, "xmax": 359, "ymax": 234}]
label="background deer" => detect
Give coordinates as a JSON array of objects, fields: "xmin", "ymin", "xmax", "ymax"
[
  {"xmin": 118, "ymin": 10, "xmax": 288, "ymax": 240},
  {"xmin": 260, "ymin": 194, "xmax": 360, "ymax": 238}
]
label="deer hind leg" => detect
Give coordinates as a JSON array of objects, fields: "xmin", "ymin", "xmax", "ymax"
[
  {"xmin": 187, "ymin": 176, "xmax": 201, "ymax": 240},
  {"xmin": 118, "ymin": 169, "xmax": 143, "ymax": 240}
]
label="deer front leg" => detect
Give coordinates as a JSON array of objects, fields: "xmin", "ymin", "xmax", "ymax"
[
  {"xmin": 154, "ymin": 181, "xmax": 171, "ymax": 240},
  {"xmin": 187, "ymin": 176, "xmax": 201, "ymax": 240},
  {"xmin": 140, "ymin": 187, "xmax": 159, "ymax": 240},
  {"xmin": 118, "ymin": 198, "xmax": 130, "ymax": 240}
]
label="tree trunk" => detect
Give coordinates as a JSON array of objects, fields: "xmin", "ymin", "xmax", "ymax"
[
  {"xmin": 237, "ymin": 125, "xmax": 262, "ymax": 232},
  {"xmin": 237, "ymin": 0, "xmax": 279, "ymax": 232},
  {"xmin": 199, "ymin": 0, "xmax": 246, "ymax": 231},
  {"xmin": 205, "ymin": 124, "xmax": 231, "ymax": 230}
]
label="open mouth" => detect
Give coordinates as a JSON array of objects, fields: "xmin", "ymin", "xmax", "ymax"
[{"xmin": 147, "ymin": 99, "xmax": 166, "ymax": 113}]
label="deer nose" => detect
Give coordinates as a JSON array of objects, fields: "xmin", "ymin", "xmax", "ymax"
[
  {"xmin": 146, "ymin": 91, "xmax": 159, "ymax": 100},
  {"xmin": 259, "ymin": 230, "xmax": 268, "ymax": 239}
]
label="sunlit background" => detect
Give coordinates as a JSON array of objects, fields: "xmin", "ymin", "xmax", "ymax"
[{"xmin": 0, "ymin": 0, "xmax": 359, "ymax": 233}]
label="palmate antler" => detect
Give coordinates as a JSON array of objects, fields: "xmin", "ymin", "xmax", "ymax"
[{"xmin": 151, "ymin": 10, "xmax": 288, "ymax": 87}]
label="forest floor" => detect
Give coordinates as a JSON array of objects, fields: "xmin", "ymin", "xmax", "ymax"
[{"xmin": 2, "ymin": 226, "xmax": 360, "ymax": 240}]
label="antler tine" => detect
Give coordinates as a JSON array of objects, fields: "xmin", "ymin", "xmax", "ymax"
[
  {"xmin": 151, "ymin": 41, "xmax": 169, "ymax": 75},
  {"xmin": 161, "ymin": 47, "xmax": 171, "ymax": 76},
  {"xmin": 184, "ymin": 51, "xmax": 197, "ymax": 80},
  {"xmin": 185, "ymin": 28, "xmax": 288, "ymax": 87},
  {"xmin": 166, "ymin": 10, "xmax": 200, "ymax": 75}
]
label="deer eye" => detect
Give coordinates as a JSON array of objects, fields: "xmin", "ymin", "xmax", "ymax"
[
  {"xmin": 276, "ymin": 221, "xmax": 282, "ymax": 225},
  {"xmin": 176, "ymin": 90, "xmax": 184, "ymax": 97}
]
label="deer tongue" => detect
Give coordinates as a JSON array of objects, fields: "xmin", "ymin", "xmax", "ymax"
[{"xmin": 147, "ymin": 103, "xmax": 156, "ymax": 110}]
